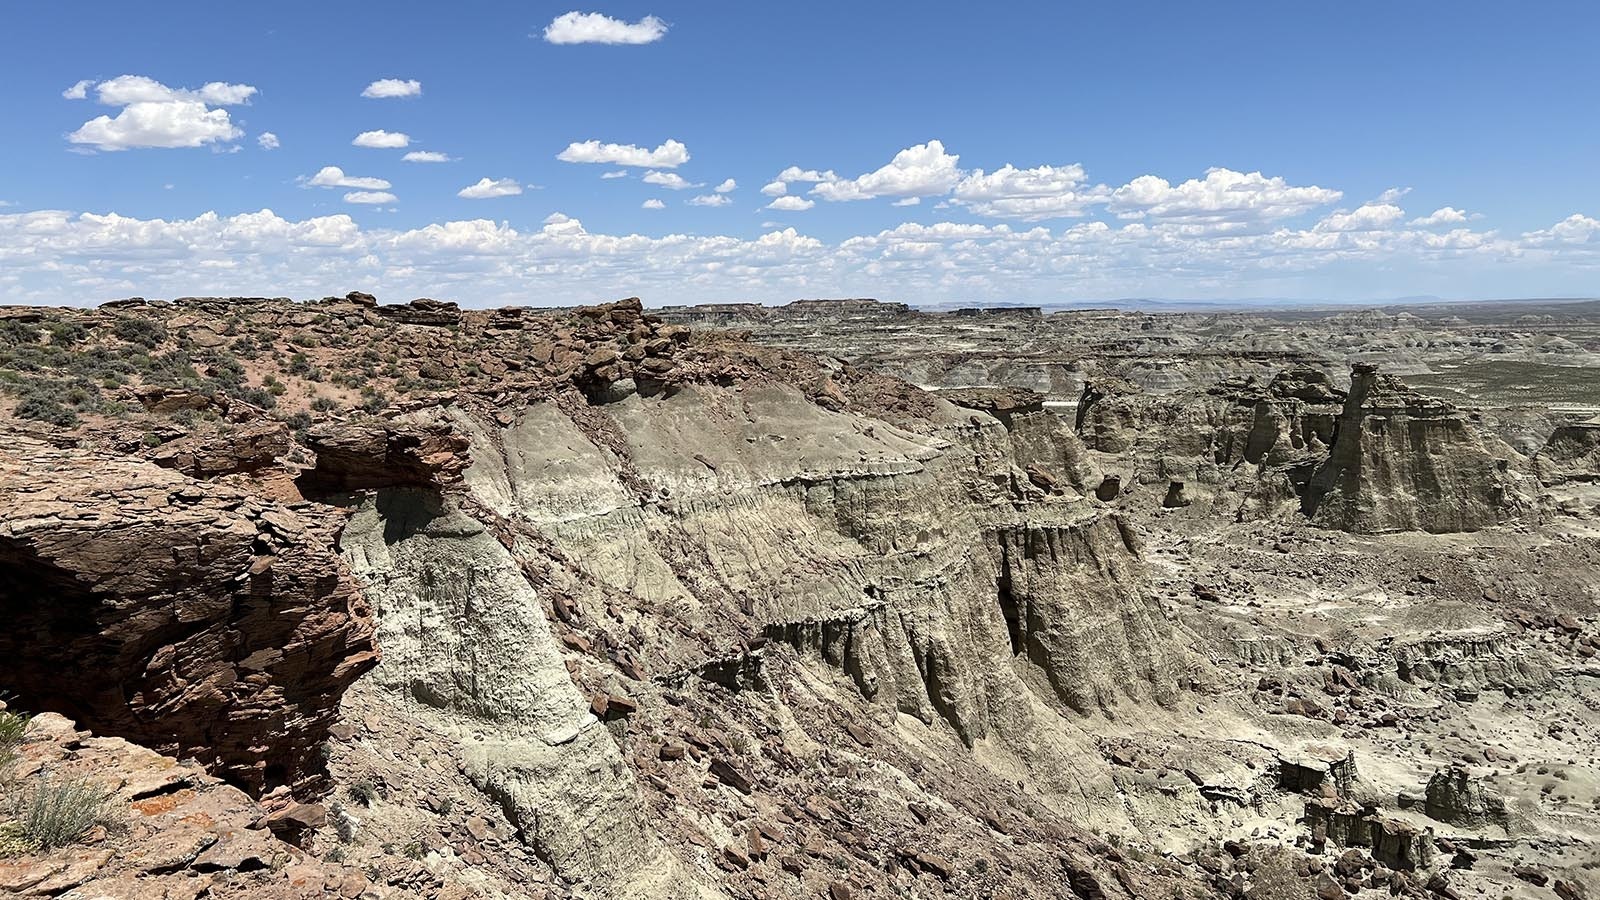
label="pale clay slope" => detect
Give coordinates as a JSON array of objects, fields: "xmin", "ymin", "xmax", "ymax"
[{"xmin": 334, "ymin": 380, "xmax": 1226, "ymax": 896}]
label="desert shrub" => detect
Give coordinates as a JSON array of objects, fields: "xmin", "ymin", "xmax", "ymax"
[
  {"xmin": 7, "ymin": 374, "xmax": 104, "ymax": 425},
  {"xmin": 203, "ymin": 352, "xmax": 246, "ymax": 390},
  {"xmin": 13, "ymin": 395, "xmax": 77, "ymax": 427},
  {"xmin": 310, "ymin": 396, "xmax": 339, "ymax": 412},
  {"xmin": 42, "ymin": 319, "xmax": 89, "ymax": 346},
  {"xmin": 347, "ymin": 780, "xmax": 380, "ymax": 807},
  {"xmin": 330, "ymin": 801, "xmax": 359, "ymax": 843},
  {"xmin": 360, "ymin": 393, "xmax": 389, "ymax": 414},
  {"xmin": 6, "ymin": 773, "xmax": 118, "ymax": 851},
  {"xmin": 62, "ymin": 346, "xmax": 134, "ymax": 380},
  {"xmin": 288, "ymin": 353, "xmax": 312, "ymax": 375},
  {"xmin": 0, "ymin": 320, "xmax": 39, "ymax": 346},
  {"xmin": 112, "ymin": 316, "xmax": 167, "ymax": 349},
  {"xmin": 131, "ymin": 350, "xmax": 203, "ymax": 388},
  {"xmin": 238, "ymin": 387, "xmax": 277, "ymax": 409}
]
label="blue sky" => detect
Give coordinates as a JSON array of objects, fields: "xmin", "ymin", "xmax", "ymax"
[{"xmin": 2, "ymin": 1, "xmax": 1598, "ymax": 306}]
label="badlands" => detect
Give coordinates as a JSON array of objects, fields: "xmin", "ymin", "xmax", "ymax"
[{"xmin": 0, "ymin": 293, "xmax": 1596, "ymax": 900}]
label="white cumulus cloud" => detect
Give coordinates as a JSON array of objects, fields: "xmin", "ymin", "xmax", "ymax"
[
  {"xmin": 601, "ymin": 169, "xmax": 630, "ymax": 179},
  {"xmin": 1315, "ymin": 202, "xmax": 1407, "ymax": 232},
  {"xmin": 1522, "ymin": 214, "xmax": 1600, "ymax": 246},
  {"xmin": 811, "ymin": 141, "xmax": 963, "ymax": 202},
  {"xmin": 89, "ymin": 75, "xmax": 257, "ymax": 106},
  {"xmin": 353, "ymin": 130, "xmax": 411, "ymax": 149},
  {"xmin": 688, "ymin": 194, "xmax": 731, "ymax": 207},
  {"xmin": 557, "ymin": 139, "xmax": 689, "ymax": 168},
  {"xmin": 760, "ymin": 180, "xmax": 788, "ymax": 197},
  {"xmin": 777, "ymin": 167, "xmax": 835, "ymax": 183},
  {"xmin": 303, "ymin": 167, "xmax": 391, "ymax": 191},
  {"xmin": 2, "ymin": 205, "xmax": 1592, "ymax": 308},
  {"xmin": 1410, "ymin": 207, "xmax": 1471, "ymax": 227},
  {"xmin": 713, "ymin": 178, "xmax": 737, "ymax": 193},
  {"xmin": 362, "ymin": 79, "xmax": 422, "ymax": 99},
  {"xmin": 767, "ymin": 196, "xmax": 814, "ymax": 211},
  {"xmin": 65, "ymin": 75, "xmax": 257, "ymax": 151},
  {"xmin": 402, "ymin": 151, "xmax": 453, "ymax": 163},
  {"xmin": 543, "ymin": 11, "xmax": 668, "ymax": 44},
  {"xmin": 257, "ymin": 132, "xmax": 280, "ymax": 150},
  {"xmin": 1106, "ymin": 168, "xmax": 1341, "ymax": 228},
  {"xmin": 344, "ymin": 191, "xmax": 396, "ymax": 205},
  {"xmin": 642, "ymin": 198, "xmax": 665, "ymax": 209},
  {"xmin": 458, "ymin": 177, "xmax": 523, "ymax": 199},
  {"xmin": 951, "ymin": 163, "xmax": 1104, "ymax": 221},
  {"xmin": 642, "ymin": 171, "xmax": 699, "ymax": 190}
]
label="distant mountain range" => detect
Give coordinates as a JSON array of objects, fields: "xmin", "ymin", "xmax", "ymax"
[{"xmin": 912, "ymin": 295, "xmax": 1600, "ymax": 313}]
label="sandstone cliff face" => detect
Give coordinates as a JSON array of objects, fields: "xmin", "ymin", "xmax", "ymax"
[
  {"xmin": 1073, "ymin": 364, "xmax": 1532, "ymax": 535},
  {"xmin": 1534, "ymin": 419, "xmax": 1600, "ymax": 485},
  {"xmin": 1302, "ymin": 365, "xmax": 1523, "ymax": 533},
  {"xmin": 0, "ymin": 442, "xmax": 377, "ymax": 796}
]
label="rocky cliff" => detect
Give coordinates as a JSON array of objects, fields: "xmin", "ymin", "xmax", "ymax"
[
  {"xmin": 1301, "ymin": 364, "xmax": 1524, "ymax": 533},
  {"xmin": 0, "ymin": 442, "xmax": 377, "ymax": 797}
]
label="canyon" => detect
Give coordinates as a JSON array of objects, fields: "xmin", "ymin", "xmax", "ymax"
[{"xmin": 0, "ymin": 294, "xmax": 1597, "ymax": 900}]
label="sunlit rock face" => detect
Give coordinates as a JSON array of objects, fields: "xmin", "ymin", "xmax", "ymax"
[{"xmin": 1302, "ymin": 364, "xmax": 1526, "ymax": 534}]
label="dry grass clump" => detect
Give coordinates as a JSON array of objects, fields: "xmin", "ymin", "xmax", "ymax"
[{"xmin": 0, "ymin": 710, "xmax": 122, "ymax": 857}]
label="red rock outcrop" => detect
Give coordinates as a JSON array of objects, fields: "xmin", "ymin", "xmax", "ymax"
[
  {"xmin": 0, "ymin": 439, "xmax": 377, "ymax": 797},
  {"xmin": 146, "ymin": 420, "xmax": 292, "ymax": 479},
  {"xmin": 296, "ymin": 419, "xmax": 470, "ymax": 494},
  {"xmin": 0, "ymin": 712, "xmax": 376, "ymax": 898}
]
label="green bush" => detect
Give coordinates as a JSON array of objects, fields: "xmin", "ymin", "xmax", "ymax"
[
  {"xmin": 13, "ymin": 396, "xmax": 78, "ymax": 427},
  {"xmin": 47, "ymin": 321, "xmax": 87, "ymax": 347},
  {"xmin": 347, "ymin": 780, "xmax": 380, "ymax": 807},
  {"xmin": 238, "ymin": 387, "xmax": 277, "ymax": 409},
  {"xmin": 203, "ymin": 352, "xmax": 246, "ymax": 390},
  {"xmin": 112, "ymin": 316, "xmax": 167, "ymax": 349},
  {"xmin": 0, "ymin": 320, "xmax": 39, "ymax": 347}
]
